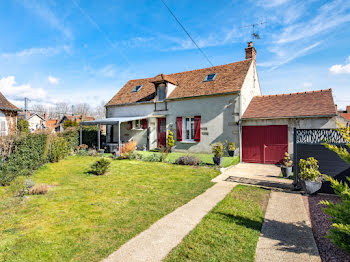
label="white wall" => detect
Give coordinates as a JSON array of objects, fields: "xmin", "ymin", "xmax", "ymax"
[
  {"xmin": 28, "ymin": 115, "xmax": 43, "ymax": 132},
  {"xmin": 240, "ymin": 61, "xmax": 261, "ymax": 117},
  {"xmin": 242, "ymin": 116, "xmax": 345, "ymax": 154}
]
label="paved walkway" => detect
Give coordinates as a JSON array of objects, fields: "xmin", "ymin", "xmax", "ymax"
[
  {"xmin": 255, "ymin": 191, "xmax": 321, "ymax": 262},
  {"xmin": 103, "ymin": 181, "xmax": 236, "ymax": 262}
]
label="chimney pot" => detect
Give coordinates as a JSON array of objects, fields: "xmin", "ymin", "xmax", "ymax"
[
  {"xmin": 346, "ymin": 105, "xmax": 350, "ymax": 113},
  {"xmin": 245, "ymin": 42, "xmax": 257, "ymax": 60}
]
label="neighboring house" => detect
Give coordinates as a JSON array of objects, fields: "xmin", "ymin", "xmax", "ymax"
[
  {"xmin": 104, "ymin": 42, "xmax": 261, "ymax": 153},
  {"xmin": 0, "ymin": 92, "xmax": 20, "ymax": 136},
  {"xmin": 55, "ymin": 114, "xmax": 95, "ymax": 132},
  {"xmin": 241, "ymin": 89, "xmax": 346, "ymax": 163},
  {"xmin": 45, "ymin": 118, "xmax": 60, "ymax": 133},
  {"xmin": 27, "ymin": 112, "xmax": 46, "ymax": 132},
  {"xmin": 338, "ymin": 105, "xmax": 350, "ymax": 122}
]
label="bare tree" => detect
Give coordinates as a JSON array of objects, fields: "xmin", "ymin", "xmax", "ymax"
[
  {"xmin": 53, "ymin": 102, "xmax": 71, "ymax": 118},
  {"xmin": 74, "ymin": 103, "xmax": 92, "ymax": 116},
  {"xmin": 94, "ymin": 101, "xmax": 106, "ymax": 119}
]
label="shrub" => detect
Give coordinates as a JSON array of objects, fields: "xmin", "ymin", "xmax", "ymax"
[
  {"xmin": 29, "ymin": 184, "xmax": 49, "ymax": 195},
  {"xmin": 227, "ymin": 141, "xmax": 236, "ymax": 151},
  {"xmin": 49, "ymin": 135, "xmax": 68, "ymax": 162},
  {"xmin": 90, "ymin": 158, "xmax": 111, "ymax": 175},
  {"xmin": 87, "ymin": 148, "xmax": 98, "ymax": 157},
  {"xmin": 167, "ymin": 130, "xmax": 175, "ymax": 148},
  {"xmin": 63, "ymin": 120, "xmax": 79, "ymax": 129},
  {"xmin": 8, "ymin": 177, "xmax": 35, "ymax": 197},
  {"xmin": 60, "ymin": 127, "xmax": 79, "ymax": 152},
  {"xmin": 121, "ymin": 141, "xmax": 137, "ymax": 159},
  {"xmin": 128, "ymin": 152, "xmax": 142, "ymax": 160},
  {"xmin": 283, "ymin": 152, "xmax": 293, "ymax": 167},
  {"xmin": 320, "ymin": 176, "xmax": 350, "ymax": 253},
  {"xmin": 298, "ymin": 157, "xmax": 324, "ymax": 181},
  {"xmin": 211, "ymin": 142, "xmax": 225, "ymax": 158},
  {"xmin": 142, "ymin": 153, "xmax": 163, "ymax": 162},
  {"xmin": 80, "ymin": 126, "xmax": 106, "ymax": 148},
  {"xmin": 76, "ymin": 149, "xmax": 88, "ymax": 156},
  {"xmin": 17, "ymin": 119, "xmax": 29, "ymax": 133},
  {"xmin": 175, "ymin": 155, "xmax": 200, "ymax": 166},
  {"xmin": 77, "ymin": 144, "xmax": 88, "ymax": 150}
]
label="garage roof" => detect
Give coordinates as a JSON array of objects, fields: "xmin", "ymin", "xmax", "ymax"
[{"xmin": 242, "ymin": 89, "xmax": 337, "ymax": 119}]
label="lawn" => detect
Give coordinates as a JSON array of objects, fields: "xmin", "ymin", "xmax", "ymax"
[
  {"xmin": 0, "ymin": 156, "xmax": 220, "ymax": 262},
  {"xmin": 137, "ymin": 151, "xmax": 240, "ymax": 168},
  {"xmin": 165, "ymin": 185, "xmax": 270, "ymax": 262}
]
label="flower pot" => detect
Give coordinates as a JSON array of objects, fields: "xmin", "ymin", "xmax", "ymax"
[
  {"xmin": 99, "ymin": 149, "xmax": 105, "ymax": 157},
  {"xmin": 285, "ymin": 166, "xmax": 292, "ymax": 178},
  {"xmin": 213, "ymin": 156, "xmax": 223, "ymax": 166},
  {"xmin": 301, "ymin": 180, "xmax": 322, "ymax": 195},
  {"xmin": 228, "ymin": 150, "xmax": 235, "ymax": 157},
  {"xmin": 281, "ymin": 166, "xmax": 287, "ymax": 177}
]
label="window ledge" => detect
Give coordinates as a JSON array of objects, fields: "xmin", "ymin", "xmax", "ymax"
[
  {"xmin": 180, "ymin": 141, "xmax": 197, "ymax": 144},
  {"xmin": 132, "ymin": 128, "xmax": 144, "ymax": 131}
]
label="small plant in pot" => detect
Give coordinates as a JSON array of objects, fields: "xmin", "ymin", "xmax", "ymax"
[
  {"xmin": 227, "ymin": 141, "xmax": 236, "ymax": 157},
  {"xmin": 281, "ymin": 152, "xmax": 293, "ymax": 178},
  {"xmin": 298, "ymin": 157, "xmax": 324, "ymax": 195},
  {"xmin": 211, "ymin": 142, "xmax": 225, "ymax": 166},
  {"xmin": 167, "ymin": 130, "xmax": 175, "ymax": 152}
]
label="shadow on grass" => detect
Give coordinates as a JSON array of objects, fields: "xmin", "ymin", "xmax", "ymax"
[{"xmin": 213, "ymin": 211, "xmax": 319, "ymax": 256}]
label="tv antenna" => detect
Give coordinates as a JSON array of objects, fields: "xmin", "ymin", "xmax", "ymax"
[{"xmin": 242, "ymin": 21, "xmax": 267, "ymax": 44}]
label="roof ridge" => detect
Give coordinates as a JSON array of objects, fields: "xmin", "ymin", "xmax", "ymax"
[
  {"xmin": 126, "ymin": 59, "xmax": 252, "ymax": 82},
  {"xmin": 255, "ymin": 88, "xmax": 332, "ymax": 98}
]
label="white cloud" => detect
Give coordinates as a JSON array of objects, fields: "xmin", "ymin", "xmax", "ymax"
[
  {"xmin": 1, "ymin": 45, "xmax": 71, "ymax": 58},
  {"xmin": 0, "ymin": 76, "xmax": 47, "ymax": 101},
  {"xmin": 329, "ymin": 63, "xmax": 350, "ymax": 74},
  {"xmin": 48, "ymin": 76, "xmax": 60, "ymax": 85},
  {"xmin": 98, "ymin": 65, "xmax": 117, "ymax": 78},
  {"xmin": 256, "ymin": 0, "xmax": 289, "ymax": 8},
  {"xmin": 303, "ymin": 82, "xmax": 312, "ymax": 88}
]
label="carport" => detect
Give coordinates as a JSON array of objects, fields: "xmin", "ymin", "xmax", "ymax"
[{"xmin": 80, "ymin": 116, "xmax": 149, "ymax": 151}]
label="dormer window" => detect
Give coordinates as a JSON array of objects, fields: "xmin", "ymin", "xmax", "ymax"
[
  {"xmin": 157, "ymin": 84, "xmax": 166, "ymax": 101},
  {"xmin": 131, "ymin": 85, "xmax": 142, "ymax": 92},
  {"xmin": 203, "ymin": 73, "xmax": 217, "ymax": 82}
]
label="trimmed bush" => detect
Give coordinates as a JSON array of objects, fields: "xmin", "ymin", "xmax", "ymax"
[
  {"xmin": 49, "ymin": 136, "xmax": 68, "ymax": 162},
  {"xmin": 142, "ymin": 153, "xmax": 163, "ymax": 162},
  {"xmin": 60, "ymin": 127, "xmax": 79, "ymax": 152},
  {"xmin": 90, "ymin": 158, "xmax": 111, "ymax": 175},
  {"xmin": 175, "ymin": 155, "xmax": 200, "ymax": 166}
]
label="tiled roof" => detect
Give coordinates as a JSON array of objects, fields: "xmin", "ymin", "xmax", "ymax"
[
  {"xmin": 0, "ymin": 92, "xmax": 20, "ymax": 111},
  {"xmin": 106, "ymin": 59, "xmax": 253, "ymax": 106},
  {"xmin": 242, "ymin": 89, "xmax": 337, "ymax": 119},
  {"xmin": 340, "ymin": 113, "xmax": 350, "ymax": 122}
]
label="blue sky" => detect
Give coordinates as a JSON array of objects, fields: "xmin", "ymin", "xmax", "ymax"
[{"xmin": 0, "ymin": 0, "xmax": 350, "ymax": 110}]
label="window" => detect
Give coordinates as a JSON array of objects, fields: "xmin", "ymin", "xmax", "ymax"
[
  {"xmin": 0, "ymin": 120, "xmax": 7, "ymax": 136},
  {"xmin": 133, "ymin": 119, "xmax": 142, "ymax": 129},
  {"xmin": 131, "ymin": 85, "xmax": 142, "ymax": 92},
  {"xmin": 183, "ymin": 117, "xmax": 195, "ymax": 141},
  {"xmin": 157, "ymin": 84, "xmax": 166, "ymax": 101},
  {"xmin": 203, "ymin": 73, "xmax": 217, "ymax": 82}
]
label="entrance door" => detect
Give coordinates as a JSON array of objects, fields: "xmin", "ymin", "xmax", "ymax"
[
  {"xmin": 157, "ymin": 118, "xmax": 166, "ymax": 147},
  {"xmin": 242, "ymin": 125, "xmax": 288, "ymax": 164}
]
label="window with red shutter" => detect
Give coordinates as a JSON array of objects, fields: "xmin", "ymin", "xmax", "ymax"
[
  {"xmin": 127, "ymin": 121, "xmax": 132, "ymax": 130},
  {"xmin": 142, "ymin": 119, "xmax": 148, "ymax": 129},
  {"xmin": 194, "ymin": 116, "xmax": 201, "ymax": 142},
  {"xmin": 176, "ymin": 117, "xmax": 182, "ymax": 141}
]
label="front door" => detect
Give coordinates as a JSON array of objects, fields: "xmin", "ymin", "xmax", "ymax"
[{"xmin": 157, "ymin": 118, "xmax": 166, "ymax": 147}]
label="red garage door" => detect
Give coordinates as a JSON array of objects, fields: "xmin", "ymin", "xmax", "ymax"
[{"xmin": 242, "ymin": 125, "xmax": 288, "ymax": 164}]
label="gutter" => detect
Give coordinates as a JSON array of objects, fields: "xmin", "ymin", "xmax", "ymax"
[
  {"xmin": 0, "ymin": 107, "xmax": 21, "ymax": 112},
  {"xmin": 241, "ymin": 114, "xmax": 337, "ymax": 121}
]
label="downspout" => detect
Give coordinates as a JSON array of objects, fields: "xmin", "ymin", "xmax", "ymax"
[{"xmin": 238, "ymin": 92, "xmax": 243, "ymax": 163}]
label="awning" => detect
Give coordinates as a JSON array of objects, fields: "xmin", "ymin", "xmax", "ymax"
[{"xmin": 80, "ymin": 115, "xmax": 149, "ymax": 126}]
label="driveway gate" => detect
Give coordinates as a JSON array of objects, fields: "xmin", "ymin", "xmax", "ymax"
[{"xmin": 293, "ymin": 128, "xmax": 350, "ymax": 193}]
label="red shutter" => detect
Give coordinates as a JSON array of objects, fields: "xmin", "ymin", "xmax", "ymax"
[
  {"xmin": 194, "ymin": 116, "xmax": 201, "ymax": 142},
  {"xmin": 176, "ymin": 117, "xmax": 182, "ymax": 141},
  {"xmin": 142, "ymin": 119, "xmax": 148, "ymax": 129},
  {"xmin": 128, "ymin": 121, "xmax": 132, "ymax": 130}
]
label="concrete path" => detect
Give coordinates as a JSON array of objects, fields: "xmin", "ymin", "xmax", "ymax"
[
  {"xmin": 255, "ymin": 191, "xmax": 321, "ymax": 262},
  {"xmin": 103, "ymin": 181, "xmax": 236, "ymax": 262}
]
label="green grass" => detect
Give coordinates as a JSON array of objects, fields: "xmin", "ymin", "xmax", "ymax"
[
  {"xmin": 137, "ymin": 151, "xmax": 240, "ymax": 168},
  {"xmin": 165, "ymin": 185, "xmax": 270, "ymax": 262},
  {"xmin": 0, "ymin": 156, "xmax": 219, "ymax": 262}
]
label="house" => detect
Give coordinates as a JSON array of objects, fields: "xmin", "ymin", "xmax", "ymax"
[
  {"xmin": 55, "ymin": 114, "xmax": 95, "ymax": 132},
  {"xmin": 338, "ymin": 106, "xmax": 350, "ymax": 122},
  {"xmin": 102, "ymin": 42, "xmax": 261, "ymax": 153},
  {"xmin": 241, "ymin": 89, "xmax": 346, "ymax": 163},
  {"xmin": 45, "ymin": 117, "xmax": 60, "ymax": 133},
  {"xmin": 26, "ymin": 112, "xmax": 47, "ymax": 132},
  {"xmin": 0, "ymin": 92, "xmax": 20, "ymax": 136}
]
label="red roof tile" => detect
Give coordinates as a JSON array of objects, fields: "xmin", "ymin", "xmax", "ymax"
[
  {"xmin": 242, "ymin": 89, "xmax": 337, "ymax": 119},
  {"xmin": 106, "ymin": 59, "xmax": 253, "ymax": 106},
  {"xmin": 0, "ymin": 92, "xmax": 20, "ymax": 111}
]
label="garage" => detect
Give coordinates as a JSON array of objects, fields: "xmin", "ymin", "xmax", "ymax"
[{"xmin": 242, "ymin": 125, "xmax": 288, "ymax": 164}]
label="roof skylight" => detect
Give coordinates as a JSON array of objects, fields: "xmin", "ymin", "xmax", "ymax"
[
  {"xmin": 131, "ymin": 85, "xmax": 142, "ymax": 92},
  {"xmin": 203, "ymin": 73, "xmax": 217, "ymax": 82}
]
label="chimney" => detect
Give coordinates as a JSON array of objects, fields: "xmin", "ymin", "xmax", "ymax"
[
  {"xmin": 245, "ymin": 41, "xmax": 257, "ymax": 60},
  {"xmin": 27, "ymin": 111, "xmax": 30, "ymax": 119},
  {"xmin": 346, "ymin": 105, "xmax": 350, "ymax": 113},
  {"xmin": 335, "ymin": 104, "xmax": 338, "ymax": 112},
  {"xmin": 44, "ymin": 112, "xmax": 47, "ymax": 120}
]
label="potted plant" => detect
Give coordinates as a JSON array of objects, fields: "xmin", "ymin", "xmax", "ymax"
[
  {"xmin": 227, "ymin": 141, "xmax": 236, "ymax": 157},
  {"xmin": 211, "ymin": 142, "xmax": 225, "ymax": 166},
  {"xmin": 298, "ymin": 157, "xmax": 324, "ymax": 195},
  {"xmin": 281, "ymin": 152, "xmax": 293, "ymax": 178},
  {"xmin": 167, "ymin": 130, "xmax": 175, "ymax": 152}
]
